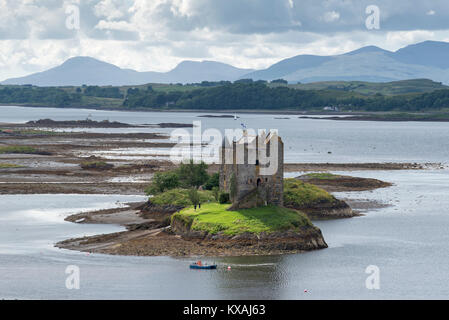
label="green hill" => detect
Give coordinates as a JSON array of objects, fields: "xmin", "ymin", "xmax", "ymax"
[{"xmin": 280, "ymin": 79, "xmax": 448, "ymax": 96}]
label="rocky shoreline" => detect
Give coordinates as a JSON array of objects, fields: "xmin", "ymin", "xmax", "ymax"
[
  {"xmin": 0, "ymin": 122, "xmax": 178, "ymax": 194},
  {"xmin": 285, "ymin": 198, "xmax": 357, "ymax": 220},
  {"xmin": 0, "ymin": 123, "xmax": 441, "ymax": 195},
  {"xmin": 56, "ymin": 171, "xmax": 394, "ymax": 257},
  {"xmin": 1, "ymin": 119, "xmax": 195, "ymax": 129},
  {"xmin": 56, "ymin": 228, "xmax": 327, "ymax": 257},
  {"xmin": 56, "ymin": 201, "xmax": 328, "ymax": 256},
  {"xmin": 299, "ymin": 114, "xmax": 449, "ymax": 122},
  {"xmin": 297, "ymin": 173, "xmax": 393, "ymax": 192},
  {"xmin": 0, "ymin": 119, "xmax": 430, "ymax": 257}
]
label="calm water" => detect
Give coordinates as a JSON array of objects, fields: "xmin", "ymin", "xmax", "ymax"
[
  {"xmin": 1, "ymin": 106, "xmax": 449, "ymax": 299},
  {"xmin": 1, "ymin": 105, "xmax": 449, "ymax": 164}
]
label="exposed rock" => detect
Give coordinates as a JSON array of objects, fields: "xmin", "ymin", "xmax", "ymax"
[
  {"xmin": 137, "ymin": 201, "xmax": 184, "ymax": 218},
  {"xmin": 297, "ymin": 174, "xmax": 392, "ymax": 192},
  {"xmin": 56, "ymin": 227, "xmax": 327, "ymax": 257},
  {"xmin": 126, "ymin": 220, "xmax": 169, "ymax": 231},
  {"xmin": 170, "ymin": 213, "xmax": 328, "ymax": 252},
  {"xmin": 25, "ymin": 118, "xmax": 139, "ymax": 128},
  {"xmin": 156, "ymin": 123, "xmax": 194, "ymax": 128},
  {"xmin": 285, "ymin": 199, "xmax": 357, "ymax": 220},
  {"xmin": 80, "ymin": 161, "xmax": 114, "ymax": 171}
]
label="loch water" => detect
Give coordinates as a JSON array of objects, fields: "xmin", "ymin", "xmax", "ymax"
[{"xmin": 1, "ymin": 106, "xmax": 448, "ymax": 299}]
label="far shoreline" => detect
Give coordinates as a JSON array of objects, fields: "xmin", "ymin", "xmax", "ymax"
[
  {"xmin": 0, "ymin": 103, "xmax": 362, "ymax": 115},
  {"xmin": 3, "ymin": 104, "xmax": 449, "ymax": 121}
]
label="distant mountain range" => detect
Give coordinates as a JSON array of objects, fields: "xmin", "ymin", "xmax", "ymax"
[
  {"xmin": 2, "ymin": 58, "xmax": 254, "ymax": 87},
  {"xmin": 3, "ymin": 40, "xmax": 449, "ymax": 86},
  {"xmin": 245, "ymin": 41, "xmax": 449, "ymax": 84}
]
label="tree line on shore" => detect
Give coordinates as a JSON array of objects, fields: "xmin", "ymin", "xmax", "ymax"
[
  {"xmin": 123, "ymin": 82, "xmax": 449, "ymax": 111},
  {"xmin": 0, "ymin": 86, "xmax": 80, "ymax": 106},
  {"xmin": 1, "ymin": 80, "xmax": 449, "ymax": 112}
]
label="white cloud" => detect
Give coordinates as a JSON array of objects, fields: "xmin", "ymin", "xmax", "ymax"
[
  {"xmin": 169, "ymin": 0, "xmax": 197, "ymax": 17},
  {"xmin": 95, "ymin": 20, "xmax": 135, "ymax": 32},
  {"xmin": 385, "ymin": 30, "xmax": 436, "ymax": 48},
  {"xmin": 94, "ymin": 0, "xmax": 126, "ymax": 20},
  {"xmin": 2, "ymin": 0, "xmax": 449, "ymax": 80},
  {"xmin": 323, "ymin": 11, "xmax": 340, "ymax": 23}
]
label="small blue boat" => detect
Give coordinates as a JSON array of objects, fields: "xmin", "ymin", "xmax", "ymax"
[{"xmin": 190, "ymin": 261, "xmax": 217, "ymax": 270}]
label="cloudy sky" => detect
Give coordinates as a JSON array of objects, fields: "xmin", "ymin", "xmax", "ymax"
[{"xmin": 1, "ymin": 0, "xmax": 449, "ymax": 79}]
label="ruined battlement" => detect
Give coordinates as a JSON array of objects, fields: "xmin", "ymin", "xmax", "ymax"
[{"xmin": 219, "ymin": 131, "xmax": 284, "ymax": 209}]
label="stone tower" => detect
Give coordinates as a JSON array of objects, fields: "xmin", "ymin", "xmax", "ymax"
[{"xmin": 219, "ymin": 131, "xmax": 284, "ymax": 209}]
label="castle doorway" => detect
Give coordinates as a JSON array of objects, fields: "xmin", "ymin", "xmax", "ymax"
[{"xmin": 257, "ymin": 178, "xmax": 262, "ymax": 187}]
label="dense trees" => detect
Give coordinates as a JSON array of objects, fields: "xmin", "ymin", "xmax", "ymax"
[
  {"xmin": 144, "ymin": 161, "xmax": 230, "ymax": 205},
  {"xmin": 124, "ymin": 82, "xmax": 333, "ymax": 110},
  {"xmin": 145, "ymin": 160, "xmax": 210, "ymax": 195},
  {"xmin": 146, "ymin": 171, "xmax": 180, "ymax": 194},
  {"xmin": 83, "ymin": 86, "xmax": 123, "ymax": 98},
  {"xmin": 2, "ymin": 82, "xmax": 449, "ymax": 112},
  {"xmin": 271, "ymin": 79, "xmax": 288, "ymax": 84},
  {"xmin": 204, "ymin": 173, "xmax": 219, "ymax": 190},
  {"xmin": 124, "ymin": 82, "xmax": 449, "ymax": 112},
  {"xmin": 177, "ymin": 160, "xmax": 209, "ymax": 188},
  {"xmin": 0, "ymin": 86, "xmax": 80, "ymax": 106},
  {"xmin": 408, "ymin": 89, "xmax": 449, "ymax": 111}
]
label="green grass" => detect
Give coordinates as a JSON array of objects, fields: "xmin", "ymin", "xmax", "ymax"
[
  {"xmin": 0, "ymin": 146, "xmax": 38, "ymax": 154},
  {"xmin": 304, "ymin": 173, "xmax": 341, "ymax": 180},
  {"xmin": 283, "ymin": 178, "xmax": 336, "ymax": 208},
  {"xmin": 150, "ymin": 188, "xmax": 216, "ymax": 207},
  {"xmin": 172, "ymin": 203, "xmax": 312, "ymax": 235},
  {"xmin": 0, "ymin": 128, "xmax": 58, "ymax": 135},
  {"xmin": 0, "ymin": 163, "xmax": 22, "ymax": 168},
  {"xmin": 147, "ymin": 83, "xmax": 202, "ymax": 93},
  {"xmin": 79, "ymin": 96, "xmax": 123, "ymax": 109},
  {"xmin": 283, "ymin": 79, "xmax": 448, "ymax": 96}
]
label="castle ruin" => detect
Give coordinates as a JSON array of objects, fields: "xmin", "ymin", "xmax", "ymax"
[{"xmin": 219, "ymin": 131, "xmax": 284, "ymax": 209}]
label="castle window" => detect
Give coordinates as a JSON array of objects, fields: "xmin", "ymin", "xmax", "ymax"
[{"xmin": 265, "ymin": 178, "xmax": 268, "ymax": 182}]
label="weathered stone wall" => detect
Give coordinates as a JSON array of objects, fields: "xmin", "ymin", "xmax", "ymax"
[{"xmin": 219, "ymin": 133, "xmax": 284, "ymax": 208}]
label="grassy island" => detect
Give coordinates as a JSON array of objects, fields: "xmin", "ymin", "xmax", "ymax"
[
  {"xmin": 283, "ymin": 178, "xmax": 336, "ymax": 207},
  {"xmin": 172, "ymin": 203, "xmax": 312, "ymax": 236},
  {"xmin": 283, "ymin": 178, "xmax": 354, "ymax": 218},
  {"xmin": 297, "ymin": 172, "xmax": 392, "ymax": 192},
  {"xmin": 302, "ymin": 173, "xmax": 341, "ymax": 180}
]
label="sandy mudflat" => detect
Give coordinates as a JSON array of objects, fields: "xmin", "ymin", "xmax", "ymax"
[{"xmin": 0, "ymin": 120, "xmax": 440, "ymax": 256}]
